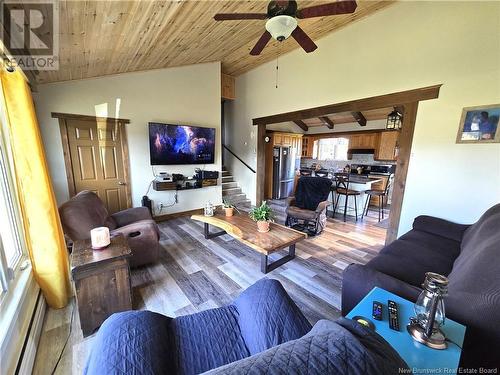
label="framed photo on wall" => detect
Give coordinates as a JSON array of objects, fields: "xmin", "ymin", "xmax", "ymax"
[{"xmin": 456, "ymin": 104, "xmax": 500, "ymax": 143}]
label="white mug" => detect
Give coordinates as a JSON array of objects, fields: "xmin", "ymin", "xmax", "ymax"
[{"xmin": 90, "ymin": 227, "xmax": 111, "ymax": 250}]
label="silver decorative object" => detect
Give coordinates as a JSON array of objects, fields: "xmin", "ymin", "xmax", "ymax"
[
  {"xmin": 407, "ymin": 272, "xmax": 449, "ymax": 350},
  {"xmin": 204, "ymin": 202, "xmax": 214, "ymax": 217}
]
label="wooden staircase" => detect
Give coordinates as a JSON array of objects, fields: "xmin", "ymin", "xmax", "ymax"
[{"xmin": 222, "ymin": 167, "xmax": 251, "ymax": 210}]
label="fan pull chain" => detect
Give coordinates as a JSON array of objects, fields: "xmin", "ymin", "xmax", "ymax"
[
  {"xmin": 275, "ymin": 45, "xmax": 281, "ymax": 89},
  {"xmin": 275, "ymin": 55, "xmax": 279, "ymax": 89}
]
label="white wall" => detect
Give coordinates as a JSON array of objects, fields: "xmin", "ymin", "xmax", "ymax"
[
  {"xmin": 225, "ymin": 1, "xmax": 500, "ymax": 236},
  {"xmin": 35, "ymin": 62, "xmax": 222, "ymax": 215}
]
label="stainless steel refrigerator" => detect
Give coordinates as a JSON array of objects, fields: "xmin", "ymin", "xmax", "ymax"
[{"xmin": 272, "ymin": 146, "xmax": 297, "ymax": 199}]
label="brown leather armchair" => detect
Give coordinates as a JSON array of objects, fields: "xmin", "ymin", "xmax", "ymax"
[{"xmin": 59, "ymin": 191, "xmax": 160, "ymax": 267}]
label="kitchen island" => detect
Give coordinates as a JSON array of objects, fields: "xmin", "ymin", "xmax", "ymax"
[{"xmin": 330, "ymin": 175, "xmax": 382, "ymax": 219}]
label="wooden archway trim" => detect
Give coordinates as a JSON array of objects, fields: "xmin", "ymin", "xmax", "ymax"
[
  {"xmin": 254, "ymin": 85, "xmax": 442, "ymax": 245},
  {"xmin": 252, "ymin": 85, "xmax": 441, "ymax": 125}
]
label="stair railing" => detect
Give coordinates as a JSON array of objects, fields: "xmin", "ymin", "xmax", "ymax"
[{"xmin": 222, "ymin": 144, "xmax": 256, "ymax": 174}]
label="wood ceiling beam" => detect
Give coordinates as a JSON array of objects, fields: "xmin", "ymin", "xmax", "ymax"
[
  {"xmin": 351, "ymin": 111, "xmax": 367, "ymax": 127},
  {"xmin": 253, "ymin": 85, "xmax": 442, "ymax": 125},
  {"xmin": 319, "ymin": 116, "xmax": 334, "ymax": 129},
  {"xmin": 293, "ymin": 120, "xmax": 309, "ymax": 132}
]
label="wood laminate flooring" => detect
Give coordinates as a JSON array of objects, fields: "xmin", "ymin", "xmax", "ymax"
[{"xmin": 33, "ymin": 199, "xmax": 388, "ymax": 374}]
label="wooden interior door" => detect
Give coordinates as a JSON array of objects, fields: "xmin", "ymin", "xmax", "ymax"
[{"xmin": 61, "ymin": 116, "xmax": 131, "ymax": 213}]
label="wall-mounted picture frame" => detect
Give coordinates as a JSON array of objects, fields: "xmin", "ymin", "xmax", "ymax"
[{"xmin": 456, "ymin": 104, "xmax": 500, "ymax": 144}]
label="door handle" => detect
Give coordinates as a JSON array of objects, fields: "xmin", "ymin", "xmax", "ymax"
[{"xmin": 118, "ymin": 181, "xmax": 126, "ymax": 185}]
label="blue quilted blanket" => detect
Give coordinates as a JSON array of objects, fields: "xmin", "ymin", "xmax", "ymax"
[
  {"xmin": 206, "ymin": 318, "xmax": 409, "ymax": 375},
  {"xmin": 84, "ymin": 279, "xmax": 408, "ymax": 375}
]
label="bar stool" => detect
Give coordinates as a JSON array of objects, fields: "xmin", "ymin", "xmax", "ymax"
[
  {"xmin": 363, "ymin": 174, "xmax": 394, "ymax": 222},
  {"xmin": 333, "ymin": 172, "xmax": 360, "ymax": 222}
]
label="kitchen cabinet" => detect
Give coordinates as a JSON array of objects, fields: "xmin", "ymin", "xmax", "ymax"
[
  {"xmin": 301, "ymin": 136, "xmax": 315, "ymax": 158},
  {"xmin": 349, "ymin": 133, "xmax": 378, "ymax": 149},
  {"xmin": 375, "ymin": 131, "xmax": 399, "ymax": 161},
  {"xmin": 273, "ymin": 133, "xmax": 283, "ymax": 145},
  {"xmin": 369, "ymin": 175, "xmax": 389, "ymax": 207},
  {"xmin": 221, "ymin": 73, "xmax": 235, "ymax": 100}
]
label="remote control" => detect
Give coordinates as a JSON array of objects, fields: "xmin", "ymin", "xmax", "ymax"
[
  {"xmin": 388, "ymin": 300, "xmax": 400, "ymax": 331},
  {"xmin": 372, "ymin": 301, "xmax": 383, "ymax": 321}
]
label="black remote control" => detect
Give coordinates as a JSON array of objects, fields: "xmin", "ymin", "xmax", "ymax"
[
  {"xmin": 372, "ymin": 301, "xmax": 383, "ymax": 321},
  {"xmin": 388, "ymin": 300, "xmax": 400, "ymax": 331}
]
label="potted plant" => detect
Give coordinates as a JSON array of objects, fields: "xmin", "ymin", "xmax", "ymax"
[
  {"xmin": 249, "ymin": 201, "xmax": 274, "ymax": 233},
  {"xmin": 222, "ymin": 197, "xmax": 236, "ymax": 217}
]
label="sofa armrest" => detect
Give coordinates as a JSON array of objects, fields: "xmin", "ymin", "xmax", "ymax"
[
  {"xmin": 341, "ymin": 263, "xmax": 421, "ymax": 316},
  {"xmin": 111, "ymin": 207, "xmax": 152, "ymax": 227},
  {"xmin": 233, "ymin": 279, "xmax": 311, "ymax": 355},
  {"xmin": 111, "ymin": 220, "xmax": 159, "ymax": 241},
  {"xmin": 412, "ymin": 215, "xmax": 470, "ymax": 242},
  {"xmin": 315, "ymin": 200, "xmax": 330, "ymax": 213}
]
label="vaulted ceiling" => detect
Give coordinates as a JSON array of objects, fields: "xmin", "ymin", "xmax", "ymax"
[{"xmin": 34, "ymin": 0, "xmax": 394, "ymax": 84}]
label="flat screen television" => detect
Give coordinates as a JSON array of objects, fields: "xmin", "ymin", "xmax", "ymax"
[{"xmin": 149, "ymin": 122, "xmax": 216, "ymax": 165}]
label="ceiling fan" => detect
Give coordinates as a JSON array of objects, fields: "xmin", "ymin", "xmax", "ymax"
[{"xmin": 214, "ymin": 0, "xmax": 357, "ymax": 55}]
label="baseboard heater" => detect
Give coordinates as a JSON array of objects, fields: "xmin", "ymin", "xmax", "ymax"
[{"xmin": 16, "ymin": 291, "xmax": 46, "ymax": 375}]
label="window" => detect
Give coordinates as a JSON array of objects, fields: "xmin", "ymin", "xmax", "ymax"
[
  {"xmin": 0, "ymin": 107, "xmax": 28, "ymax": 302},
  {"xmin": 314, "ymin": 137, "xmax": 349, "ymax": 161}
]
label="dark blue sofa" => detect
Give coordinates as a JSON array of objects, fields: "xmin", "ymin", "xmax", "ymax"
[
  {"xmin": 342, "ymin": 203, "xmax": 500, "ymax": 369},
  {"xmin": 85, "ymin": 279, "xmax": 407, "ymax": 374}
]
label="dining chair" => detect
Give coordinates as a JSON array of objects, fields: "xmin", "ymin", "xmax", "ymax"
[
  {"xmin": 333, "ymin": 172, "xmax": 360, "ymax": 222},
  {"xmin": 363, "ymin": 173, "xmax": 394, "ymax": 222}
]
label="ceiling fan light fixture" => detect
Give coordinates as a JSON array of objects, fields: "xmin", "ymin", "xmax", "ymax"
[{"xmin": 265, "ymin": 15, "xmax": 297, "ymax": 41}]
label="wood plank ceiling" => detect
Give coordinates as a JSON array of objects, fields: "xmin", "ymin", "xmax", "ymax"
[{"xmin": 36, "ymin": 0, "xmax": 394, "ymax": 84}]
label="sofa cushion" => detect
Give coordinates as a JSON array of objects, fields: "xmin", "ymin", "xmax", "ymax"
[
  {"xmin": 233, "ymin": 278, "xmax": 311, "ymax": 355},
  {"xmin": 446, "ymin": 204, "xmax": 500, "ymax": 339},
  {"xmin": 171, "ymin": 305, "xmax": 250, "ymax": 375},
  {"xmin": 84, "ymin": 311, "xmax": 173, "ymax": 375},
  {"xmin": 366, "ymin": 229, "xmax": 460, "ymax": 287},
  {"xmin": 285, "ymin": 205, "xmax": 318, "ymax": 220}
]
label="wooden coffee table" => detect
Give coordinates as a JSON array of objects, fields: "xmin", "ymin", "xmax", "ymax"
[{"xmin": 191, "ymin": 213, "xmax": 307, "ymax": 273}]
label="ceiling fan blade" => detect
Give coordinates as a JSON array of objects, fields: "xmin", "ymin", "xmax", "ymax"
[
  {"xmin": 297, "ymin": 1, "xmax": 357, "ymax": 19},
  {"xmin": 291, "ymin": 26, "xmax": 318, "ymax": 53},
  {"xmin": 250, "ymin": 31, "xmax": 272, "ymax": 56},
  {"xmin": 214, "ymin": 13, "xmax": 267, "ymax": 21}
]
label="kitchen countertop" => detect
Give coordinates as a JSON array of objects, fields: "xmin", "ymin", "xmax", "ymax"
[
  {"xmin": 347, "ymin": 175, "xmax": 382, "ymax": 184},
  {"xmin": 301, "ymin": 171, "xmax": 382, "ymax": 184}
]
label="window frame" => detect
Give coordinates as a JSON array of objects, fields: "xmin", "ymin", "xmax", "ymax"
[
  {"xmin": 0, "ymin": 97, "xmax": 30, "ymax": 306},
  {"xmin": 315, "ymin": 137, "xmax": 350, "ymax": 161}
]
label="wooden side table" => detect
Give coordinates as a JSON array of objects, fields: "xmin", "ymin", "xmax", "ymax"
[
  {"xmin": 71, "ymin": 234, "xmax": 132, "ymax": 336},
  {"xmin": 347, "ymin": 287, "xmax": 466, "ymax": 374}
]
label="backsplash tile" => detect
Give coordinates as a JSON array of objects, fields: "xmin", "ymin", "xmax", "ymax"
[{"xmin": 301, "ymin": 153, "xmax": 395, "ymax": 170}]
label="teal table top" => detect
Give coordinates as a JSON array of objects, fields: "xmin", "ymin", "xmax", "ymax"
[{"xmin": 346, "ymin": 287, "xmax": 466, "ymax": 374}]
